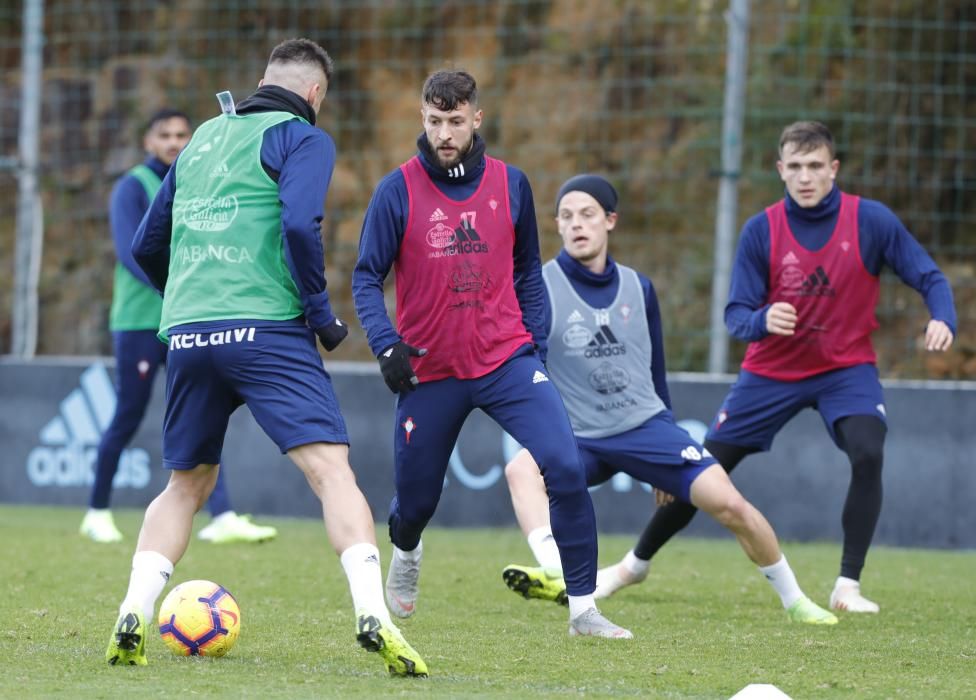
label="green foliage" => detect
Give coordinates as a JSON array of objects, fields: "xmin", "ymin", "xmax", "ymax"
[{"xmin": 2, "ymin": 505, "xmax": 974, "ymax": 698}]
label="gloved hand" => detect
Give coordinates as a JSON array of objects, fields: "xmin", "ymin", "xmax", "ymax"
[
  {"xmin": 378, "ymin": 341, "xmax": 428, "ymax": 393},
  {"xmin": 316, "ymin": 317, "xmax": 349, "ymax": 352}
]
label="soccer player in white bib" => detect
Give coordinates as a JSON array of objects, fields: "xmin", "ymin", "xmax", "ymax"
[{"xmin": 502, "ymin": 174, "xmax": 837, "ymax": 625}]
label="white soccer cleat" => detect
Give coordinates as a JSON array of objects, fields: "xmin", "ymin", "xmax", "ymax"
[
  {"xmin": 569, "ymin": 607, "xmax": 633, "ymax": 639},
  {"xmin": 594, "ymin": 561, "xmax": 647, "ymax": 599},
  {"xmin": 830, "ymin": 582, "xmax": 880, "ymax": 613},
  {"xmin": 386, "ymin": 549, "xmax": 422, "ymax": 618},
  {"xmin": 80, "ymin": 509, "xmax": 124, "ymax": 543}
]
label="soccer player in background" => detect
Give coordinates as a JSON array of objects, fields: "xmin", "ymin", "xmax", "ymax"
[
  {"xmin": 502, "ymin": 174, "xmax": 837, "ymax": 625},
  {"xmin": 352, "ymin": 70, "xmax": 631, "ymax": 638},
  {"xmin": 80, "ymin": 108, "xmax": 277, "ymax": 545},
  {"xmin": 104, "ymin": 38, "xmax": 427, "ymax": 677},
  {"xmin": 594, "ymin": 121, "xmax": 956, "ymax": 614}
]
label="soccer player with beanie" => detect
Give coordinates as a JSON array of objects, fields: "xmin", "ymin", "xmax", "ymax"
[{"xmin": 502, "ymin": 174, "xmax": 838, "ymax": 625}]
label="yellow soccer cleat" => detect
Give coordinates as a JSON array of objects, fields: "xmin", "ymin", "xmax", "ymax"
[
  {"xmin": 198, "ymin": 513, "xmax": 278, "ymax": 544},
  {"xmin": 356, "ymin": 613, "xmax": 428, "ymax": 678},
  {"xmin": 502, "ymin": 564, "xmax": 568, "ymax": 606},
  {"xmin": 80, "ymin": 509, "xmax": 124, "ymax": 543},
  {"xmin": 787, "ymin": 596, "xmax": 839, "ymax": 625},
  {"xmin": 105, "ymin": 609, "xmax": 148, "ymax": 666}
]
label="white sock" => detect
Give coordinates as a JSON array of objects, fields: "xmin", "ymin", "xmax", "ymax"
[
  {"xmin": 568, "ymin": 594, "xmax": 596, "ymax": 619},
  {"xmin": 622, "ymin": 550, "xmax": 649, "ymax": 576},
  {"xmin": 834, "ymin": 575, "xmax": 860, "ymax": 590},
  {"xmin": 210, "ymin": 511, "xmax": 237, "ymax": 525},
  {"xmin": 759, "ymin": 554, "xmax": 804, "ymax": 609},
  {"xmin": 527, "ymin": 527, "xmax": 562, "ymax": 571},
  {"xmin": 120, "ymin": 550, "xmax": 174, "ymax": 623},
  {"xmin": 394, "ymin": 540, "xmax": 423, "ymax": 563},
  {"xmin": 340, "ymin": 543, "xmax": 390, "ymax": 626}
]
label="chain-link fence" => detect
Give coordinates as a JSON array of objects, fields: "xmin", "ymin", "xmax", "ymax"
[{"xmin": 2, "ymin": 0, "xmax": 973, "ymax": 378}]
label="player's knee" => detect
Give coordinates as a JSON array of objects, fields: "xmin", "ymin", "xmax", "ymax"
[
  {"xmin": 709, "ymin": 491, "xmax": 751, "ymax": 530},
  {"xmin": 394, "ymin": 495, "xmax": 439, "ymax": 529},
  {"xmin": 504, "ymin": 450, "xmax": 538, "ymax": 485},
  {"xmin": 167, "ymin": 467, "xmax": 216, "ymax": 510},
  {"xmin": 846, "ymin": 441, "xmax": 884, "ymax": 480}
]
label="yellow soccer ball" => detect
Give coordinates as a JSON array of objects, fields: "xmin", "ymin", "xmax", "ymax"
[{"xmin": 158, "ymin": 579, "xmax": 241, "ymax": 657}]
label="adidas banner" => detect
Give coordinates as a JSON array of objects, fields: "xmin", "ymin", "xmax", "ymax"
[{"xmin": 0, "ymin": 358, "xmax": 974, "ymax": 549}]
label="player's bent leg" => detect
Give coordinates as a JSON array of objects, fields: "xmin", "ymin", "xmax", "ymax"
[
  {"xmin": 689, "ymin": 464, "xmax": 780, "ymax": 566},
  {"xmin": 136, "ymin": 464, "xmax": 218, "ymax": 563},
  {"xmin": 105, "ymin": 609, "xmax": 148, "ymax": 666},
  {"xmin": 288, "ymin": 442, "xmax": 375, "ymax": 553},
  {"xmin": 594, "ymin": 554, "xmax": 649, "ymax": 600},
  {"xmin": 502, "ymin": 564, "xmax": 568, "ymax": 605},
  {"xmin": 356, "ymin": 612, "xmax": 428, "ymax": 677},
  {"xmin": 504, "ymin": 449, "xmax": 553, "ymax": 537}
]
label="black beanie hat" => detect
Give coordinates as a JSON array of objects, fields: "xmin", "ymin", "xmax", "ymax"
[{"xmin": 555, "ymin": 174, "xmax": 618, "ymax": 214}]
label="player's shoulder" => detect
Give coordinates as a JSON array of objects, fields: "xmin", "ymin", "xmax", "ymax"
[
  {"xmin": 501, "ymin": 161, "xmax": 531, "ymax": 186},
  {"xmin": 269, "ymin": 117, "xmax": 335, "ymax": 153},
  {"xmin": 854, "ymin": 195, "xmax": 901, "ymax": 224},
  {"xmin": 110, "ymin": 168, "xmax": 146, "ymax": 200},
  {"xmin": 743, "ymin": 207, "xmax": 771, "ymax": 231},
  {"xmin": 368, "ymin": 166, "xmax": 409, "ymax": 205}
]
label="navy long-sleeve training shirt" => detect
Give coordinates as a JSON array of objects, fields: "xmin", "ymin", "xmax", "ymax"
[
  {"xmin": 110, "ymin": 156, "xmax": 168, "ymax": 289},
  {"xmin": 132, "ymin": 101, "xmax": 339, "ymax": 333},
  {"xmin": 352, "ymin": 148, "xmax": 548, "ymax": 360},
  {"xmin": 726, "ymin": 186, "xmax": 957, "ymax": 341},
  {"xmin": 551, "ymin": 249, "xmax": 672, "ymax": 410}
]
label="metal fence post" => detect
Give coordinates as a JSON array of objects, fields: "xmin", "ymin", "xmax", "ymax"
[
  {"xmin": 708, "ymin": 0, "xmax": 750, "ymax": 374},
  {"xmin": 12, "ymin": 0, "xmax": 44, "ymax": 358}
]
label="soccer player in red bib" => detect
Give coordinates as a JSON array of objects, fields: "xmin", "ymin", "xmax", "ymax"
[
  {"xmin": 353, "ymin": 70, "xmax": 631, "ymax": 638},
  {"xmin": 595, "ymin": 121, "xmax": 956, "ymax": 614}
]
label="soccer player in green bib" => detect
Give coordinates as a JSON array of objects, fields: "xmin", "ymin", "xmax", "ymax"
[
  {"xmin": 104, "ymin": 39, "xmax": 426, "ymax": 678},
  {"xmin": 81, "ymin": 109, "xmax": 276, "ymax": 546}
]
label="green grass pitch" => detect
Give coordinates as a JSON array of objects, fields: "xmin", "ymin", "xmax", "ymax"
[{"xmin": 1, "ymin": 505, "xmax": 973, "ymax": 698}]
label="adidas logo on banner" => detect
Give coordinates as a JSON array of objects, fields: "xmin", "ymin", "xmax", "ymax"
[
  {"xmin": 782, "ymin": 251, "xmax": 800, "ymax": 265},
  {"xmin": 429, "ymin": 208, "xmax": 448, "ymax": 222},
  {"xmin": 532, "ymin": 371, "xmax": 549, "ymax": 384},
  {"xmin": 25, "ymin": 363, "xmax": 151, "ymax": 489},
  {"xmin": 567, "ymin": 309, "xmax": 585, "ymax": 324}
]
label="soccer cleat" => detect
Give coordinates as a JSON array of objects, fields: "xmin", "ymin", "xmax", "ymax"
[
  {"xmin": 386, "ymin": 550, "xmax": 422, "ymax": 618},
  {"xmin": 568, "ymin": 607, "xmax": 634, "ymax": 639},
  {"xmin": 594, "ymin": 560, "xmax": 647, "ymax": 600},
  {"xmin": 786, "ymin": 596, "xmax": 839, "ymax": 625},
  {"xmin": 502, "ymin": 564, "xmax": 568, "ymax": 606},
  {"xmin": 80, "ymin": 509, "xmax": 124, "ymax": 543},
  {"xmin": 197, "ymin": 513, "xmax": 278, "ymax": 544},
  {"xmin": 830, "ymin": 583, "xmax": 880, "ymax": 613},
  {"xmin": 105, "ymin": 609, "xmax": 148, "ymax": 666},
  {"xmin": 356, "ymin": 613, "xmax": 428, "ymax": 677}
]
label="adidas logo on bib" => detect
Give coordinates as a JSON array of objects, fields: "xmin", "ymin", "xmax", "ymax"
[{"xmin": 532, "ymin": 370, "xmax": 549, "ymax": 384}]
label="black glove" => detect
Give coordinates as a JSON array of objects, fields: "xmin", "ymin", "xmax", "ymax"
[
  {"xmin": 316, "ymin": 317, "xmax": 349, "ymax": 352},
  {"xmin": 378, "ymin": 341, "xmax": 428, "ymax": 393}
]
